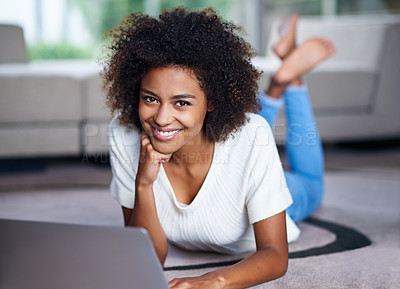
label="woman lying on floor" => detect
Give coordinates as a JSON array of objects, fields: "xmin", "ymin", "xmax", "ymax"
[{"xmin": 103, "ymin": 8, "xmax": 335, "ymax": 289}]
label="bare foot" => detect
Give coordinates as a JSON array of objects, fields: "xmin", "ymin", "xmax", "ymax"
[
  {"xmin": 273, "ymin": 15, "xmax": 298, "ymax": 60},
  {"xmin": 274, "ymin": 37, "xmax": 336, "ymax": 84}
]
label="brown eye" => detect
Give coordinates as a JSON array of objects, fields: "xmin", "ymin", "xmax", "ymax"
[
  {"xmin": 176, "ymin": 100, "xmax": 191, "ymax": 107},
  {"xmin": 143, "ymin": 96, "xmax": 157, "ymax": 103}
]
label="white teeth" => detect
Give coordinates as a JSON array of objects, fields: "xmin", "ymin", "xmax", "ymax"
[{"xmin": 156, "ymin": 129, "xmax": 180, "ymax": 136}]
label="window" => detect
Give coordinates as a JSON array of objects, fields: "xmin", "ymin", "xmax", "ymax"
[{"xmin": 1, "ymin": 0, "xmax": 398, "ymax": 60}]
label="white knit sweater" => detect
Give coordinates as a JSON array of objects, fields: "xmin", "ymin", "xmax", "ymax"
[{"xmin": 109, "ymin": 113, "xmax": 299, "ymax": 254}]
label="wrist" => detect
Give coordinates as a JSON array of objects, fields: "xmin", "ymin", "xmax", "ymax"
[
  {"xmin": 135, "ymin": 181, "xmax": 153, "ymax": 193},
  {"xmin": 204, "ymin": 271, "xmax": 227, "ymax": 289}
]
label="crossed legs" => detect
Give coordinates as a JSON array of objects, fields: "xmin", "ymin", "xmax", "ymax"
[{"xmin": 258, "ymin": 15, "xmax": 336, "ymax": 222}]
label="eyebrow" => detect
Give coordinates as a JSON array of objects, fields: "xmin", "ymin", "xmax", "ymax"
[{"xmin": 140, "ymin": 88, "xmax": 196, "ymax": 100}]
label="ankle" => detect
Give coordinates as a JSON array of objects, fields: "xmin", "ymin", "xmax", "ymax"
[
  {"xmin": 290, "ymin": 77, "xmax": 303, "ymax": 86},
  {"xmin": 266, "ymin": 77, "xmax": 288, "ymax": 99},
  {"xmin": 273, "ymin": 70, "xmax": 292, "ymax": 86}
]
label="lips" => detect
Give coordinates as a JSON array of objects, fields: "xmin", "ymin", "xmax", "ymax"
[
  {"xmin": 151, "ymin": 126, "xmax": 183, "ymax": 141},
  {"xmin": 155, "ymin": 128, "xmax": 181, "ymax": 136}
]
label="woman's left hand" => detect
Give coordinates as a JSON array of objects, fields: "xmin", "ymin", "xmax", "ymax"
[{"xmin": 168, "ymin": 272, "xmax": 225, "ymax": 289}]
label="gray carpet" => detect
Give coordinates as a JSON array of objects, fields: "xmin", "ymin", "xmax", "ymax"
[
  {"xmin": 161, "ymin": 170, "xmax": 400, "ymax": 288},
  {"xmin": 0, "ymin": 150, "xmax": 399, "ymax": 288}
]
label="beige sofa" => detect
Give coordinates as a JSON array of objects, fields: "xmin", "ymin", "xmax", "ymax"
[
  {"xmin": 1, "ymin": 15, "xmax": 400, "ymax": 158},
  {"xmin": 0, "ymin": 24, "xmax": 110, "ymax": 158},
  {"xmin": 0, "ymin": 60, "xmax": 109, "ymax": 158},
  {"xmin": 253, "ymin": 14, "xmax": 400, "ymax": 143}
]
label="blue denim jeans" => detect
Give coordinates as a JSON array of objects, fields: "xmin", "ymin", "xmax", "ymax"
[{"xmin": 258, "ymin": 84, "xmax": 324, "ymax": 223}]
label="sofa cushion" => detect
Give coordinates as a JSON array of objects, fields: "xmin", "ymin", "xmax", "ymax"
[
  {"xmin": 0, "ymin": 126, "xmax": 80, "ymax": 157},
  {"xmin": 0, "ymin": 61, "xmax": 99, "ymax": 123},
  {"xmin": 85, "ymin": 73, "xmax": 110, "ymax": 120},
  {"xmin": 82, "ymin": 122, "xmax": 110, "ymax": 154},
  {"xmin": 295, "ymin": 16, "xmax": 387, "ymax": 70},
  {"xmin": 0, "ymin": 24, "xmax": 27, "ymax": 63},
  {"xmin": 266, "ymin": 15, "xmax": 399, "ymax": 71},
  {"xmin": 305, "ymin": 62, "xmax": 377, "ymax": 110}
]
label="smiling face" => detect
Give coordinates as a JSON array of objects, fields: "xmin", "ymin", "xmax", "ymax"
[{"xmin": 138, "ymin": 66, "xmax": 212, "ymax": 155}]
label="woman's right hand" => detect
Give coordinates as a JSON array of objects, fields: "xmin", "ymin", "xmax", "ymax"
[{"xmin": 136, "ymin": 134, "xmax": 172, "ymax": 188}]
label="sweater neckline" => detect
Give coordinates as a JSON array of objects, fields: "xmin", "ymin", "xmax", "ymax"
[{"xmin": 159, "ymin": 142, "xmax": 221, "ymax": 211}]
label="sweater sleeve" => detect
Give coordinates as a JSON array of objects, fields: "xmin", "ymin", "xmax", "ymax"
[
  {"xmin": 108, "ymin": 115, "xmax": 140, "ymax": 209},
  {"xmin": 245, "ymin": 115, "xmax": 293, "ymax": 224}
]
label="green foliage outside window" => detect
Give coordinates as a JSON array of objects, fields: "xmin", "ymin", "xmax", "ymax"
[
  {"xmin": 71, "ymin": 0, "xmax": 144, "ymax": 42},
  {"xmin": 28, "ymin": 42, "xmax": 95, "ymax": 61},
  {"xmin": 28, "ymin": 0, "xmax": 400, "ymax": 60}
]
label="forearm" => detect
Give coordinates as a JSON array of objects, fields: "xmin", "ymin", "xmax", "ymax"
[
  {"xmin": 210, "ymin": 246, "xmax": 288, "ymax": 289},
  {"xmin": 129, "ymin": 183, "xmax": 168, "ymax": 264}
]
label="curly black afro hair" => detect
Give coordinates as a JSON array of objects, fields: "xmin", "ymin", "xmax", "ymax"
[{"xmin": 102, "ymin": 7, "xmax": 261, "ymax": 142}]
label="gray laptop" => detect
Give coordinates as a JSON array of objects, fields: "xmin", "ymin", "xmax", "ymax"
[{"xmin": 0, "ymin": 219, "xmax": 169, "ymax": 289}]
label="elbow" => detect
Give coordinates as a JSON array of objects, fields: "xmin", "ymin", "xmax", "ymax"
[
  {"xmin": 157, "ymin": 238, "xmax": 169, "ymax": 266},
  {"xmin": 277, "ymin": 257, "xmax": 289, "ymax": 278},
  {"xmin": 158, "ymin": 247, "xmax": 168, "ymax": 266},
  {"xmin": 268, "ymin": 255, "xmax": 288, "ymax": 281},
  {"xmin": 278, "ymin": 246, "xmax": 289, "ymax": 277},
  {"xmin": 258, "ymin": 245, "xmax": 289, "ymax": 282},
  {"xmin": 269, "ymin": 247, "xmax": 289, "ymax": 280}
]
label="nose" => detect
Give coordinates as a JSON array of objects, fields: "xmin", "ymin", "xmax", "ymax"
[{"xmin": 154, "ymin": 103, "xmax": 173, "ymax": 127}]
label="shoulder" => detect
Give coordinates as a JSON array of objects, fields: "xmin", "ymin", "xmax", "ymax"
[
  {"xmin": 216, "ymin": 113, "xmax": 277, "ymax": 170},
  {"xmin": 108, "ymin": 114, "xmax": 141, "ymax": 147},
  {"xmin": 108, "ymin": 114, "xmax": 142, "ymax": 167},
  {"xmin": 226, "ymin": 113, "xmax": 275, "ymax": 148},
  {"xmin": 243, "ymin": 113, "xmax": 272, "ymax": 134}
]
